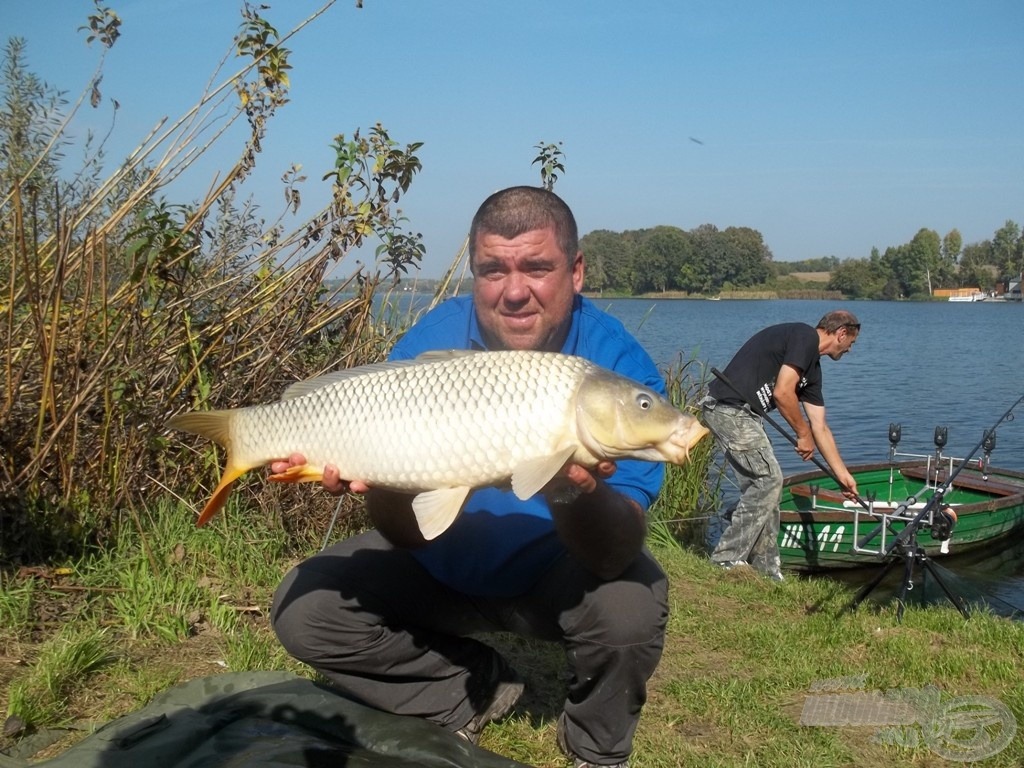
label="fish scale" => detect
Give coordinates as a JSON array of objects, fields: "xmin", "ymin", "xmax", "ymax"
[
  {"xmin": 221, "ymin": 352, "xmax": 581, "ymax": 491},
  {"xmin": 167, "ymin": 349, "xmax": 709, "ymax": 538}
]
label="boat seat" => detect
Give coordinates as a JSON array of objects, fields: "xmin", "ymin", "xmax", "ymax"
[
  {"xmin": 899, "ymin": 466, "xmax": 1024, "ymax": 497},
  {"xmin": 788, "ymin": 484, "xmax": 848, "ymax": 504}
]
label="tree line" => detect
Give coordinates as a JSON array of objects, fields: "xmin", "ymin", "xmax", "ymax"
[
  {"xmin": 579, "ymin": 221, "xmax": 1024, "ymax": 299},
  {"xmin": 828, "ymin": 221, "xmax": 1023, "ymax": 299},
  {"xmin": 580, "ymin": 224, "xmax": 773, "ymax": 295}
]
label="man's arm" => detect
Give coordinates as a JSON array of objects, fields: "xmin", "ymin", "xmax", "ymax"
[
  {"xmin": 366, "ymin": 460, "xmax": 647, "ymax": 579},
  {"xmin": 272, "ymin": 455, "xmax": 647, "ymax": 574},
  {"xmin": 545, "ymin": 462, "xmax": 646, "ymax": 581},
  {"xmin": 772, "ymin": 364, "xmax": 815, "ymax": 460},
  {"xmin": 803, "ymin": 402, "xmax": 858, "ymax": 498}
]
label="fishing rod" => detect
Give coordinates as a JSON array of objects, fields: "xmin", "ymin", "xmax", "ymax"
[
  {"xmin": 709, "ymin": 367, "xmax": 876, "ymax": 516},
  {"xmin": 848, "ymin": 394, "xmax": 1024, "ymax": 620},
  {"xmin": 862, "ymin": 391, "xmax": 1024, "ymax": 556}
]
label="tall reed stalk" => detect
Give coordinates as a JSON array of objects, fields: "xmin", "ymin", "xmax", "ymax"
[
  {"xmin": 649, "ymin": 354, "xmax": 723, "ymax": 551},
  {"xmin": 0, "ymin": 2, "xmax": 431, "ymax": 560}
]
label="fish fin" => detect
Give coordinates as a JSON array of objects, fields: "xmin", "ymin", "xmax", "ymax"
[
  {"xmin": 280, "ymin": 360, "xmax": 430, "ymax": 400},
  {"xmin": 167, "ymin": 410, "xmax": 232, "ymax": 445},
  {"xmin": 196, "ymin": 462, "xmax": 249, "ymax": 527},
  {"xmin": 511, "ymin": 447, "xmax": 577, "ymax": 500},
  {"xmin": 412, "ymin": 349, "xmax": 479, "ymax": 362},
  {"xmin": 268, "ymin": 465, "xmax": 324, "ymax": 484},
  {"xmin": 280, "ymin": 351, "xmax": 481, "ymax": 400},
  {"xmin": 167, "ymin": 410, "xmax": 256, "ymax": 527},
  {"xmin": 411, "ymin": 487, "xmax": 472, "ymax": 540}
]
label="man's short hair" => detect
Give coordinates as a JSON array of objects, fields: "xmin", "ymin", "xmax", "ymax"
[
  {"xmin": 817, "ymin": 310, "xmax": 861, "ymax": 335},
  {"xmin": 468, "ymin": 186, "xmax": 579, "ymax": 267}
]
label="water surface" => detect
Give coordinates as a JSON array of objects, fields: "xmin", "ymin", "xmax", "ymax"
[{"xmin": 599, "ymin": 297, "xmax": 1024, "ymax": 613}]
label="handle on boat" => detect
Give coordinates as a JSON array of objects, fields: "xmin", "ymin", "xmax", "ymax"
[{"xmin": 708, "ymin": 367, "xmax": 872, "ymax": 513}]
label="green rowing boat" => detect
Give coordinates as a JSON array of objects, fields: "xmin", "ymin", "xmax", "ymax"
[{"xmin": 778, "ymin": 459, "xmax": 1024, "ymax": 571}]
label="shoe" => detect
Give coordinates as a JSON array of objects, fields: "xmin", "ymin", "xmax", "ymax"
[
  {"xmin": 455, "ymin": 659, "xmax": 525, "ymax": 745},
  {"xmin": 749, "ymin": 562, "xmax": 784, "ymax": 582},
  {"xmin": 556, "ymin": 712, "xmax": 629, "ymax": 768},
  {"xmin": 713, "ymin": 559, "xmax": 750, "ymax": 571}
]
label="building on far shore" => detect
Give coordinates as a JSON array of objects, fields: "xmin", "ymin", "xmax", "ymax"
[{"xmin": 935, "ymin": 287, "xmax": 986, "ymax": 302}]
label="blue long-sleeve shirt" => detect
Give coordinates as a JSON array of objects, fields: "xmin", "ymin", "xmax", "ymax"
[{"xmin": 388, "ymin": 294, "xmax": 666, "ymax": 596}]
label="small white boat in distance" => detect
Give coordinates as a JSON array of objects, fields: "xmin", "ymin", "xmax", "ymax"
[{"xmin": 948, "ymin": 292, "xmax": 987, "ymax": 302}]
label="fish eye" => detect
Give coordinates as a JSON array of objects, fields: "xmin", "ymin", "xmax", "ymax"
[{"xmin": 636, "ymin": 393, "xmax": 653, "ymax": 410}]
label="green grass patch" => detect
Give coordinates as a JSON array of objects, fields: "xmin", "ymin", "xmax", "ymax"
[
  {"xmin": 3, "ymin": 506, "xmax": 1023, "ymax": 767},
  {"xmin": 6, "ymin": 627, "xmax": 116, "ymax": 729}
]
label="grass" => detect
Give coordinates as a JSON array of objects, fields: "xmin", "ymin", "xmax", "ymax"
[
  {"xmin": 5, "ymin": 628, "xmax": 115, "ymax": 730},
  {"xmin": 2, "ymin": 499, "xmax": 1022, "ymax": 766}
]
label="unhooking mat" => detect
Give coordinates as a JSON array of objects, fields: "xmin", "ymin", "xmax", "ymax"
[{"xmin": 0, "ymin": 671, "xmax": 532, "ymax": 768}]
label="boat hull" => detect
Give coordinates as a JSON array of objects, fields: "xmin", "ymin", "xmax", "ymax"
[{"xmin": 777, "ymin": 461, "xmax": 1024, "ymax": 571}]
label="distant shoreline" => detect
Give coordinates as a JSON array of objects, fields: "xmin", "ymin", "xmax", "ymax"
[{"xmin": 583, "ymin": 290, "xmax": 845, "ymax": 301}]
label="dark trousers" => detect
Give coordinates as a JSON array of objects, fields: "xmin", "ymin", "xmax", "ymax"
[{"xmin": 271, "ymin": 529, "xmax": 668, "ymax": 764}]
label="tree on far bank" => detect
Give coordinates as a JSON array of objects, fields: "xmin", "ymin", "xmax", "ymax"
[
  {"xmin": 910, "ymin": 228, "xmax": 942, "ymax": 295},
  {"xmin": 991, "ymin": 220, "xmax": 1022, "ymax": 280},
  {"xmin": 942, "ymin": 228, "xmax": 962, "ymax": 270},
  {"xmin": 635, "ymin": 226, "xmax": 689, "ymax": 293},
  {"xmin": 959, "ymin": 241, "xmax": 995, "ymax": 289}
]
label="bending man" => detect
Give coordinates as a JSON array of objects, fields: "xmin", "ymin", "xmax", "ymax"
[{"xmin": 701, "ymin": 310, "xmax": 860, "ymax": 581}]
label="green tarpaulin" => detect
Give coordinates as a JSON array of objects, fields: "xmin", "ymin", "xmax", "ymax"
[{"xmin": 2, "ymin": 671, "xmax": 531, "ymax": 768}]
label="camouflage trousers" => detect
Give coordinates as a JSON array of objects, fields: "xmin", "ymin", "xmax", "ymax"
[{"xmin": 701, "ymin": 397, "xmax": 783, "ymax": 577}]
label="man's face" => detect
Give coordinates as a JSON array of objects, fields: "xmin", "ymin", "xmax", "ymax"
[
  {"xmin": 828, "ymin": 326, "xmax": 858, "ymax": 360},
  {"xmin": 471, "ymin": 226, "xmax": 584, "ymax": 352}
]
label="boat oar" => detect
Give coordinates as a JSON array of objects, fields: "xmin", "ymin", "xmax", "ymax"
[{"xmin": 708, "ymin": 367, "xmax": 877, "ymax": 517}]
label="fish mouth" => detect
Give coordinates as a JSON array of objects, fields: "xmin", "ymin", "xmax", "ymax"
[
  {"xmin": 661, "ymin": 422, "xmax": 710, "ymax": 464},
  {"xmin": 620, "ymin": 421, "xmax": 709, "ymax": 465}
]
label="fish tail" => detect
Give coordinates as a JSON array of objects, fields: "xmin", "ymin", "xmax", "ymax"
[{"xmin": 167, "ymin": 410, "xmax": 258, "ymax": 527}]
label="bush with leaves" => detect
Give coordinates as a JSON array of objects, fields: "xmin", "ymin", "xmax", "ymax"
[{"xmin": 0, "ymin": 2, "xmax": 428, "ymax": 562}]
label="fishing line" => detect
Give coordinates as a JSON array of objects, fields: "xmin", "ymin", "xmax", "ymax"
[{"xmin": 321, "ymin": 497, "xmax": 346, "ymax": 550}]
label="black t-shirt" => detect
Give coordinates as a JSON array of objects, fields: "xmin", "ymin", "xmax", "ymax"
[{"xmin": 709, "ymin": 322, "xmax": 824, "ymax": 414}]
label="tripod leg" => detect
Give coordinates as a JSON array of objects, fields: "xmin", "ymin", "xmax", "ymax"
[
  {"xmin": 921, "ymin": 558, "xmax": 971, "ymax": 619},
  {"xmin": 847, "ymin": 556, "xmax": 900, "ymax": 613}
]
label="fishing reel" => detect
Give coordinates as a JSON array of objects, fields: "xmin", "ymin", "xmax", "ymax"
[
  {"xmin": 980, "ymin": 429, "xmax": 997, "ymax": 478},
  {"xmin": 931, "ymin": 505, "xmax": 957, "ymax": 542}
]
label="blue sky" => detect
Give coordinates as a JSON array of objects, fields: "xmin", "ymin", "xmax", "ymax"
[{"xmin": 6, "ymin": 0, "xmax": 1023, "ymax": 278}]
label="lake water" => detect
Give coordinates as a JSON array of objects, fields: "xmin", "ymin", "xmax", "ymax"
[
  {"xmin": 385, "ymin": 292, "xmax": 1024, "ymax": 611},
  {"xmin": 597, "ymin": 298, "xmax": 1024, "ymax": 474},
  {"xmin": 596, "ymin": 297, "xmax": 1024, "ymax": 614}
]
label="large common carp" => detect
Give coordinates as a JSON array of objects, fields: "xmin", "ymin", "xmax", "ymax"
[{"xmin": 167, "ymin": 350, "xmax": 708, "ymax": 539}]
